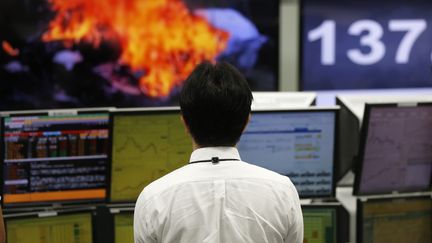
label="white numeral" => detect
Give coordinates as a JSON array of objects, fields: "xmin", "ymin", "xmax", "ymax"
[
  {"xmin": 308, "ymin": 19, "xmax": 428, "ymax": 65},
  {"xmin": 347, "ymin": 20, "xmax": 386, "ymax": 65},
  {"xmin": 389, "ymin": 19, "xmax": 427, "ymax": 64},
  {"xmin": 308, "ymin": 20, "xmax": 336, "ymax": 65}
]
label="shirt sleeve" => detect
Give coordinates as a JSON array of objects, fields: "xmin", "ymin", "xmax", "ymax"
[
  {"xmin": 284, "ymin": 186, "xmax": 304, "ymax": 243},
  {"xmin": 134, "ymin": 201, "xmax": 158, "ymax": 243}
]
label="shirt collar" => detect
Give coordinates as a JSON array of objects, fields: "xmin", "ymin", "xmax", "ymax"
[{"xmin": 189, "ymin": 147, "xmax": 241, "ymax": 163}]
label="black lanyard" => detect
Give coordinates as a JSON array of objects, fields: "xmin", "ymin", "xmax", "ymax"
[{"xmin": 189, "ymin": 157, "xmax": 240, "ymax": 165}]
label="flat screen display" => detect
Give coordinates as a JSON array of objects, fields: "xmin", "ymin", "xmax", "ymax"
[
  {"xmin": 358, "ymin": 197, "xmax": 432, "ymax": 243},
  {"xmin": 303, "ymin": 207, "xmax": 337, "ymax": 243},
  {"xmin": 6, "ymin": 213, "xmax": 93, "ymax": 243},
  {"xmin": 238, "ymin": 110, "xmax": 336, "ymax": 198},
  {"xmin": 0, "ymin": 0, "xmax": 278, "ymax": 110},
  {"xmin": 114, "ymin": 214, "xmax": 134, "ymax": 243},
  {"xmin": 2, "ymin": 113, "xmax": 110, "ymax": 205},
  {"xmin": 356, "ymin": 105, "xmax": 432, "ymax": 195},
  {"xmin": 110, "ymin": 110, "xmax": 192, "ymax": 202},
  {"xmin": 301, "ymin": 0, "xmax": 432, "ymax": 90}
]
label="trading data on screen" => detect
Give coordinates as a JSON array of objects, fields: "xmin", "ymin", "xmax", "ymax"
[
  {"xmin": 238, "ymin": 111, "xmax": 336, "ymax": 197},
  {"xmin": 358, "ymin": 106, "xmax": 432, "ymax": 194},
  {"xmin": 2, "ymin": 114, "xmax": 110, "ymax": 205},
  {"xmin": 303, "ymin": 208, "xmax": 337, "ymax": 243},
  {"xmin": 361, "ymin": 198, "xmax": 432, "ymax": 243},
  {"xmin": 110, "ymin": 112, "xmax": 192, "ymax": 202},
  {"xmin": 6, "ymin": 213, "xmax": 93, "ymax": 243},
  {"xmin": 115, "ymin": 214, "xmax": 134, "ymax": 243}
]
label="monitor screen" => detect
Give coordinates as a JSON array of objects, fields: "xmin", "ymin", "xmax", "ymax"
[
  {"xmin": 237, "ymin": 110, "xmax": 337, "ymax": 198},
  {"xmin": 303, "ymin": 207, "xmax": 337, "ymax": 243},
  {"xmin": 301, "ymin": 0, "xmax": 432, "ymax": 90},
  {"xmin": 2, "ymin": 113, "xmax": 110, "ymax": 205},
  {"xmin": 115, "ymin": 213, "xmax": 134, "ymax": 243},
  {"xmin": 358, "ymin": 197, "xmax": 432, "ymax": 243},
  {"xmin": 110, "ymin": 110, "xmax": 192, "ymax": 202},
  {"xmin": 6, "ymin": 213, "xmax": 93, "ymax": 243},
  {"xmin": 0, "ymin": 0, "xmax": 278, "ymax": 110},
  {"xmin": 355, "ymin": 104, "xmax": 432, "ymax": 195}
]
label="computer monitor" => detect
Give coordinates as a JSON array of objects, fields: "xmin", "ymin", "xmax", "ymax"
[
  {"xmin": 336, "ymin": 93, "xmax": 432, "ymax": 124},
  {"xmin": 357, "ymin": 196, "xmax": 432, "ymax": 243},
  {"xmin": 111, "ymin": 208, "xmax": 134, "ymax": 243},
  {"xmin": 109, "ymin": 108, "xmax": 192, "ymax": 202},
  {"xmin": 114, "ymin": 213, "xmax": 133, "ymax": 243},
  {"xmin": 5, "ymin": 211, "xmax": 94, "ymax": 243},
  {"xmin": 335, "ymin": 93, "xmax": 432, "ymax": 185},
  {"xmin": 354, "ymin": 103, "xmax": 432, "ymax": 195},
  {"xmin": 1, "ymin": 110, "xmax": 110, "ymax": 206},
  {"xmin": 237, "ymin": 108, "xmax": 338, "ymax": 198},
  {"xmin": 251, "ymin": 92, "xmax": 316, "ymax": 110},
  {"xmin": 302, "ymin": 204, "xmax": 349, "ymax": 243}
]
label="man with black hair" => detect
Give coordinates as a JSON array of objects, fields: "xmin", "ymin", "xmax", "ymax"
[{"xmin": 134, "ymin": 61, "xmax": 303, "ymax": 243}]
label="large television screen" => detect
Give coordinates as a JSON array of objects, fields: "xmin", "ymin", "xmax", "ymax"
[
  {"xmin": 237, "ymin": 109, "xmax": 337, "ymax": 198},
  {"xmin": 354, "ymin": 103, "xmax": 432, "ymax": 195},
  {"xmin": 301, "ymin": 0, "xmax": 432, "ymax": 90},
  {"xmin": 0, "ymin": 0, "xmax": 279, "ymax": 110}
]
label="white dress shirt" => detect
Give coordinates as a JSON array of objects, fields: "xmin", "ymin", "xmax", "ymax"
[{"xmin": 134, "ymin": 147, "xmax": 303, "ymax": 243}]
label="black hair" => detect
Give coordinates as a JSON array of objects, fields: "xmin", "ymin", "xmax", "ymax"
[{"xmin": 180, "ymin": 61, "xmax": 253, "ymax": 147}]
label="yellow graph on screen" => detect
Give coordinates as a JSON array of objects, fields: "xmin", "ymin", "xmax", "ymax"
[
  {"xmin": 363, "ymin": 199, "xmax": 432, "ymax": 243},
  {"xmin": 6, "ymin": 214, "xmax": 92, "ymax": 243},
  {"xmin": 303, "ymin": 209, "xmax": 335, "ymax": 243},
  {"xmin": 111, "ymin": 113, "xmax": 192, "ymax": 201},
  {"xmin": 115, "ymin": 214, "xmax": 134, "ymax": 243}
]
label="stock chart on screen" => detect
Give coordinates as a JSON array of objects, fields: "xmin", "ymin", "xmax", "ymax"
[
  {"xmin": 359, "ymin": 197, "xmax": 432, "ymax": 243},
  {"xmin": 303, "ymin": 208, "xmax": 337, "ymax": 243},
  {"xmin": 2, "ymin": 113, "xmax": 110, "ymax": 205},
  {"xmin": 357, "ymin": 105, "xmax": 432, "ymax": 195},
  {"xmin": 238, "ymin": 110, "xmax": 336, "ymax": 197},
  {"xmin": 115, "ymin": 214, "xmax": 134, "ymax": 243},
  {"xmin": 6, "ymin": 213, "xmax": 93, "ymax": 243},
  {"xmin": 110, "ymin": 111, "xmax": 192, "ymax": 202}
]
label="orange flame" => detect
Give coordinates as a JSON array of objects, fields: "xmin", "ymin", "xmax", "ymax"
[
  {"xmin": 42, "ymin": 0, "xmax": 229, "ymax": 97},
  {"xmin": 2, "ymin": 41, "xmax": 20, "ymax": 57}
]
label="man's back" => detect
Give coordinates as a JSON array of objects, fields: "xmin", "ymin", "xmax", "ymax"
[{"xmin": 134, "ymin": 147, "xmax": 303, "ymax": 243}]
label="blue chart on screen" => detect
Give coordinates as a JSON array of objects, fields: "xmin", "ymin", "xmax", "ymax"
[
  {"xmin": 302, "ymin": 0, "xmax": 432, "ymax": 90},
  {"xmin": 238, "ymin": 112, "xmax": 335, "ymax": 197}
]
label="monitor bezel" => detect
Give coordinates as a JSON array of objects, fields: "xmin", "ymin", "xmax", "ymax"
[
  {"xmin": 353, "ymin": 102, "xmax": 432, "ymax": 196},
  {"xmin": 301, "ymin": 203, "xmax": 350, "ymax": 243},
  {"xmin": 246, "ymin": 107, "xmax": 339, "ymax": 199},
  {"xmin": 356, "ymin": 195, "xmax": 432, "ymax": 243},
  {"xmin": 298, "ymin": 0, "xmax": 306, "ymax": 92},
  {"xmin": 335, "ymin": 96, "xmax": 361, "ymax": 183},
  {"xmin": 4, "ymin": 207, "xmax": 97, "ymax": 243},
  {"xmin": 0, "ymin": 109, "xmax": 112, "ymax": 208},
  {"xmin": 107, "ymin": 107, "xmax": 188, "ymax": 203}
]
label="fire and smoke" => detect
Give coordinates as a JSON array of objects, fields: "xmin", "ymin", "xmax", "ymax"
[{"xmin": 42, "ymin": 0, "xmax": 229, "ymax": 97}]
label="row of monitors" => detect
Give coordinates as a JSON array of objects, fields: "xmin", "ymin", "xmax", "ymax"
[
  {"xmin": 6, "ymin": 196, "xmax": 432, "ymax": 243},
  {"xmin": 1, "ymin": 107, "xmax": 339, "ymax": 207},
  {"xmin": 5, "ymin": 203, "xmax": 351, "ymax": 243},
  {"xmin": 1, "ymin": 103, "xmax": 432, "ymax": 207}
]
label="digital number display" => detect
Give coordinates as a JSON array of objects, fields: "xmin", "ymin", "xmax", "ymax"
[{"xmin": 301, "ymin": 0, "xmax": 432, "ymax": 90}]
